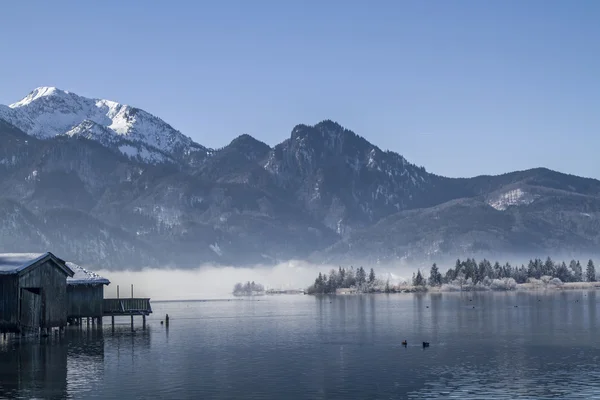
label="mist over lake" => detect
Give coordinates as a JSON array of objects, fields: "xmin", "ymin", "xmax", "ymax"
[{"xmin": 96, "ymin": 261, "xmax": 423, "ymax": 300}]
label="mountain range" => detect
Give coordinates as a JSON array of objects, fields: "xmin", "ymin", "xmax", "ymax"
[{"xmin": 1, "ymin": 87, "xmax": 600, "ymax": 270}]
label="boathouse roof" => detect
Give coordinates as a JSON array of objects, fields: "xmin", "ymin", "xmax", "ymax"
[
  {"xmin": 0, "ymin": 252, "xmax": 74, "ymax": 276},
  {"xmin": 66, "ymin": 262, "xmax": 110, "ymax": 286}
]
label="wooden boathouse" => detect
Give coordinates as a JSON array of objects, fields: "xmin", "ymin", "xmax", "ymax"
[
  {"xmin": 1, "ymin": 252, "xmax": 153, "ymax": 334},
  {"xmin": 0, "ymin": 253, "xmax": 74, "ymax": 334},
  {"xmin": 66, "ymin": 262, "xmax": 110, "ymax": 324}
]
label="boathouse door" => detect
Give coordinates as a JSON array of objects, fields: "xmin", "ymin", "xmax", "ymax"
[{"xmin": 20, "ymin": 288, "xmax": 42, "ymax": 332}]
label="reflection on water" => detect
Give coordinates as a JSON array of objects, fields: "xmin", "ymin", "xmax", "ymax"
[
  {"xmin": 0, "ymin": 333, "xmax": 68, "ymax": 400},
  {"xmin": 0, "ymin": 291, "xmax": 599, "ymax": 399},
  {"xmin": 66, "ymin": 327, "xmax": 105, "ymax": 397}
]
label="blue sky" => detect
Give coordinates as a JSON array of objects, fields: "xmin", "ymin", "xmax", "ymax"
[{"xmin": 1, "ymin": 0, "xmax": 599, "ymax": 178}]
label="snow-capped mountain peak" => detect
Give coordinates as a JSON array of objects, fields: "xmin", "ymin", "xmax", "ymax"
[
  {"xmin": 1, "ymin": 86, "xmax": 209, "ymax": 166},
  {"xmin": 9, "ymin": 86, "xmax": 65, "ymax": 108}
]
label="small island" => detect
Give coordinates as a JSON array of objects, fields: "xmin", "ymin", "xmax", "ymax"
[
  {"xmin": 306, "ymin": 257, "xmax": 600, "ymax": 294},
  {"xmin": 233, "ymin": 281, "xmax": 265, "ymax": 296}
]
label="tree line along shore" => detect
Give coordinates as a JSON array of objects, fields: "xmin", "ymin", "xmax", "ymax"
[{"xmin": 306, "ymin": 257, "xmax": 599, "ymax": 294}]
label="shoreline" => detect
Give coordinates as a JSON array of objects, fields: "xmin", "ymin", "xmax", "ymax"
[{"xmin": 311, "ymin": 282, "xmax": 600, "ymax": 295}]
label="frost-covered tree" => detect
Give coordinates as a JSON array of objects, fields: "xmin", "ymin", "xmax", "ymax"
[
  {"xmin": 555, "ymin": 261, "xmax": 572, "ymax": 283},
  {"xmin": 544, "ymin": 257, "xmax": 556, "ymax": 277},
  {"xmin": 570, "ymin": 260, "xmax": 583, "ymax": 282},
  {"xmin": 586, "ymin": 259, "xmax": 596, "ymax": 282},
  {"xmin": 493, "ymin": 261, "xmax": 502, "ymax": 279},
  {"xmin": 233, "ymin": 281, "xmax": 265, "ymax": 295}
]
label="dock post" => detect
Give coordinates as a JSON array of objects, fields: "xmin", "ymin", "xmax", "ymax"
[
  {"xmin": 143, "ymin": 315, "xmax": 146, "ymax": 330},
  {"xmin": 87, "ymin": 317, "xmax": 90, "ymax": 327},
  {"xmin": 131, "ymin": 315, "xmax": 134, "ymax": 332},
  {"xmin": 98, "ymin": 317, "xmax": 103, "ymax": 327},
  {"xmin": 111, "ymin": 316, "xmax": 115, "ymax": 331},
  {"xmin": 165, "ymin": 314, "xmax": 169, "ymax": 326}
]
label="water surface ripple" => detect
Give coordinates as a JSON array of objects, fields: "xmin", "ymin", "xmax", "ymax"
[{"xmin": 1, "ymin": 291, "xmax": 599, "ymax": 399}]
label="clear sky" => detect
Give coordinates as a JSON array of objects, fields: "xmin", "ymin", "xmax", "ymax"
[{"xmin": 1, "ymin": 0, "xmax": 599, "ymax": 178}]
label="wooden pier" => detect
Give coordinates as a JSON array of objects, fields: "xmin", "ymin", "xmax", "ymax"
[{"xmin": 103, "ymin": 298, "xmax": 152, "ymax": 330}]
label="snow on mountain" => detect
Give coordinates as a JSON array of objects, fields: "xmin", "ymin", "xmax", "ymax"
[
  {"xmin": 2, "ymin": 86, "xmax": 208, "ymax": 165},
  {"xmin": 64, "ymin": 119, "xmax": 171, "ymax": 164},
  {"xmin": 487, "ymin": 188, "xmax": 537, "ymax": 211}
]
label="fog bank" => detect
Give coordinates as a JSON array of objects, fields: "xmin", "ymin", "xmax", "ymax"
[{"xmin": 97, "ymin": 261, "xmax": 418, "ymax": 301}]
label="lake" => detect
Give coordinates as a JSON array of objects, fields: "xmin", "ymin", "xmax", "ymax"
[{"xmin": 1, "ymin": 290, "xmax": 600, "ymax": 399}]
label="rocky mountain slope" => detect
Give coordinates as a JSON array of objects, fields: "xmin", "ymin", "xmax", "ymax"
[{"xmin": 1, "ymin": 87, "xmax": 600, "ymax": 269}]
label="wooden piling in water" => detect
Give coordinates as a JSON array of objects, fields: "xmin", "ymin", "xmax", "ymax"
[{"xmin": 131, "ymin": 315, "xmax": 134, "ymax": 332}]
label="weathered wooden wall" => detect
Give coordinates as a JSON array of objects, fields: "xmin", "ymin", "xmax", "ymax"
[
  {"xmin": 66, "ymin": 285, "xmax": 104, "ymax": 318},
  {"xmin": 0, "ymin": 275, "xmax": 19, "ymax": 332},
  {"xmin": 18, "ymin": 260, "xmax": 69, "ymax": 329}
]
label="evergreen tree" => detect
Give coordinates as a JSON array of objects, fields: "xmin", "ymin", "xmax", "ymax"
[
  {"xmin": 356, "ymin": 267, "xmax": 367, "ymax": 286},
  {"xmin": 428, "ymin": 263, "xmax": 442, "ymax": 286},
  {"xmin": 513, "ymin": 264, "xmax": 528, "ymax": 284},
  {"xmin": 571, "ymin": 260, "xmax": 583, "ymax": 282},
  {"xmin": 544, "ymin": 257, "xmax": 556, "ymax": 277},
  {"xmin": 478, "ymin": 259, "xmax": 493, "ymax": 283},
  {"xmin": 328, "ymin": 269, "xmax": 338, "ymax": 293},
  {"xmin": 368, "ymin": 268, "xmax": 376, "ymax": 284},
  {"xmin": 586, "ymin": 259, "xmax": 596, "ymax": 282},
  {"xmin": 493, "ymin": 261, "xmax": 502, "ymax": 279},
  {"xmin": 413, "ymin": 269, "xmax": 425, "ymax": 286},
  {"xmin": 464, "ymin": 258, "xmax": 476, "ymax": 281},
  {"xmin": 555, "ymin": 262, "xmax": 571, "ymax": 283},
  {"xmin": 338, "ymin": 267, "xmax": 346, "ymax": 287},
  {"xmin": 343, "ymin": 267, "xmax": 356, "ymax": 287},
  {"xmin": 503, "ymin": 262, "xmax": 512, "ymax": 279},
  {"xmin": 528, "ymin": 259, "xmax": 538, "ymax": 279},
  {"xmin": 444, "ymin": 267, "xmax": 456, "ymax": 283}
]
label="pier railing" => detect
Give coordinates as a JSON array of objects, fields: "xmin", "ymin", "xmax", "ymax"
[{"xmin": 103, "ymin": 298, "xmax": 152, "ymax": 316}]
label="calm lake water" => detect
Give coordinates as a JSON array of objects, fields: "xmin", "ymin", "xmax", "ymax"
[{"xmin": 1, "ymin": 291, "xmax": 600, "ymax": 399}]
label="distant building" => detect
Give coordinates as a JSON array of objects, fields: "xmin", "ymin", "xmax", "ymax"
[
  {"xmin": 0, "ymin": 253, "xmax": 74, "ymax": 334},
  {"xmin": 66, "ymin": 262, "xmax": 110, "ymax": 322}
]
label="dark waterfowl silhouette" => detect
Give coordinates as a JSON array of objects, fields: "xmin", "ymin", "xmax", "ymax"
[{"xmin": 422, "ymin": 342, "xmax": 430, "ymax": 348}]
